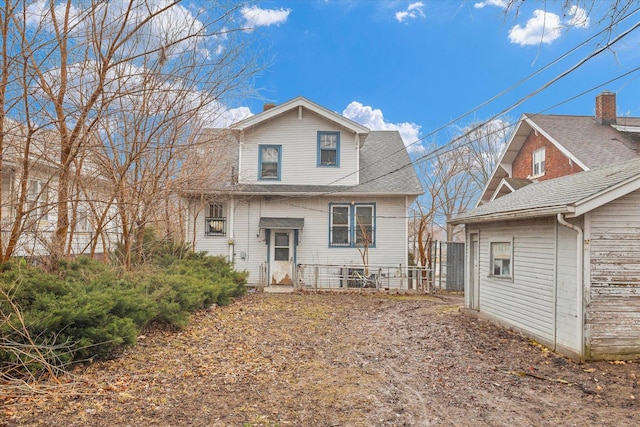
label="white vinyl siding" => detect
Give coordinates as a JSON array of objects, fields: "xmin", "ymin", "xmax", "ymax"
[
  {"xmin": 588, "ymin": 189, "xmax": 640, "ymax": 359},
  {"xmin": 190, "ymin": 195, "xmax": 408, "ymax": 285},
  {"xmin": 239, "ymin": 109, "xmax": 358, "ymax": 186},
  {"xmin": 477, "ymin": 219, "xmax": 556, "ymax": 344}
]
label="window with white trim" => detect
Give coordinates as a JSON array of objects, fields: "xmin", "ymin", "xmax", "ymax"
[
  {"xmin": 318, "ymin": 131, "xmax": 339, "ymax": 167},
  {"xmin": 74, "ymin": 205, "xmax": 93, "ymax": 232},
  {"xmin": 490, "ymin": 242, "xmax": 512, "ymax": 278},
  {"xmin": 205, "ymin": 203, "xmax": 226, "ymax": 236},
  {"xmin": 329, "ymin": 203, "xmax": 376, "ymax": 248},
  {"xmin": 26, "ymin": 179, "xmax": 48, "ymax": 222},
  {"xmin": 259, "ymin": 145, "xmax": 281, "ymax": 180},
  {"xmin": 532, "ymin": 147, "xmax": 545, "ymax": 177},
  {"xmin": 355, "ymin": 205, "xmax": 374, "ymax": 246},
  {"xmin": 330, "ymin": 205, "xmax": 350, "ymax": 246}
]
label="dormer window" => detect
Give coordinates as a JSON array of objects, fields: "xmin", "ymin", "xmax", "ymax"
[
  {"xmin": 317, "ymin": 131, "xmax": 340, "ymax": 167},
  {"xmin": 532, "ymin": 147, "xmax": 545, "ymax": 177}
]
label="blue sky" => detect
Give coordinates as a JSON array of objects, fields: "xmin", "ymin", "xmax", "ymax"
[{"xmin": 232, "ymin": 1, "xmax": 640, "ymax": 150}]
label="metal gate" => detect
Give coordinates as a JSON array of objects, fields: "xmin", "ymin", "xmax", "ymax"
[{"xmin": 445, "ymin": 242, "xmax": 464, "ymax": 291}]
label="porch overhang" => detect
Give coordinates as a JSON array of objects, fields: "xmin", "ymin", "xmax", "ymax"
[{"xmin": 259, "ymin": 217, "xmax": 305, "ymax": 230}]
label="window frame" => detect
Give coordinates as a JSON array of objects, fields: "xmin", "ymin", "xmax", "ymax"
[
  {"xmin": 205, "ymin": 202, "xmax": 226, "ymax": 236},
  {"xmin": 532, "ymin": 147, "xmax": 545, "ymax": 177},
  {"xmin": 490, "ymin": 240, "xmax": 513, "ymax": 279},
  {"xmin": 329, "ymin": 204, "xmax": 350, "ymax": 247},
  {"xmin": 328, "ymin": 202, "xmax": 376, "ymax": 248},
  {"xmin": 317, "ymin": 131, "xmax": 340, "ymax": 167},
  {"xmin": 354, "ymin": 204, "xmax": 375, "ymax": 247},
  {"xmin": 273, "ymin": 232, "xmax": 290, "ymax": 261},
  {"xmin": 258, "ymin": 144, "xmax": 282, "ymax": 181},
  {"xmin": 26, "ymin": 179, "xmax": 48, "ymax": 222}
]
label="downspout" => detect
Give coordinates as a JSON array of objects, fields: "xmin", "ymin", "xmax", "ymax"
[
  {"xmin": 557, "ymin": 213, "xmax": 584, "ymax": 360},
  {"xmin": 228, "ymin": 197, "xmax": 235, "ymax": 262}
]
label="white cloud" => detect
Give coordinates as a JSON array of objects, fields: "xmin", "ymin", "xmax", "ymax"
[
  {"xmin": 241, "ymin": 5, "xmax": 290, "ymax": 31},
  {"xmin": 342, "ymin": 102, "xmax": 421, "ymax": 151},
  {"xmin": 567, "ymin": 5, "xmax": 590, "ymax": 28},
  {"xmin": 508, "ymin": 9, "xmax": 563, "ymax": 46},
  {"xmin": 26, "ymin": 0, "xmax": 210, "ymax": 60},
  {"xmin": 395, "ymin": 2, "xmax": 425, "ymax": 23},
  {"xmin": 473, "ymin": 0, "xmax": 508, "ymax": 9}
]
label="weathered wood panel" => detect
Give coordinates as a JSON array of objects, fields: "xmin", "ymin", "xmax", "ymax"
[{"xmin": 588, "ymin": 190, "xmax": 640, "ymax": 358}]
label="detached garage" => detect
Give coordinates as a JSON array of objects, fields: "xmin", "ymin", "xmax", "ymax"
[{"xmin": 451, "ymin": 158, "xmax": 640, "ymax": 361}]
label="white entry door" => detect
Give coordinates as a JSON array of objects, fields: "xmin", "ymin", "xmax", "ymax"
[{"xmin": 270, "ymin": 230, "xmax": 294, "ymax": 285}]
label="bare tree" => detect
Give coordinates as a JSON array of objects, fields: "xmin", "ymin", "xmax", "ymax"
[
  {"xmin": 0, "ymin": 1, "xmax": 260, "ymax": 267},
  {"xmin": 411, "ymin": 119, "xmax": 509, "ymax": 279}
]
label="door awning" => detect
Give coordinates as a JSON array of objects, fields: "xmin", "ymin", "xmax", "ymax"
[{"xmin": 259, "ymin": 217, "xmax": 304, "ymax": 230}]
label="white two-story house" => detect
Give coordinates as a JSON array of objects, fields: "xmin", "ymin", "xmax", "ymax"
[{"xmin": 183, "ymin": 97, "xmax": 423, "ymax": 289}]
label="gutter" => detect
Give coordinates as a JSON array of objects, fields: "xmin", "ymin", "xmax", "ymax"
[
  {"xmin": 450, "ymin": 206, "xmax": 573, "ymax": 225},
  {"xmin": 556, "ymin": 213, "xmax": 585, "ymax": 361}
]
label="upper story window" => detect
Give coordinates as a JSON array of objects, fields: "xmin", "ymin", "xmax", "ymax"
[
  {"xmin": 532, "ymin": 147, "xmax": 545, "ymax": 177},
  {"xmin": 317, "ymin": 131, "xmax": 340, "ymax": 167},
  {"xmin": 329, "ymin": 203, "xmax": 376, "ymax": 248},
  {"xmin": 205, "ymin": 202, "xmax": 226, "ymax": 236},
  {"xmin": 259, "ymin": 145, "xmax": 281, "ymax": 180}
]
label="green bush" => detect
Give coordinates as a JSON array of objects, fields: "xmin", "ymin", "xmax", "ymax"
[{"xmin": 0, "ymin": 249, "xmax": 247, "ymax": 375}]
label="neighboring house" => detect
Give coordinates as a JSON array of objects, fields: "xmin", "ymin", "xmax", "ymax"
[
  {"xmin": 451, "ymin": 92, "xmax": 640, "ymax": 361},
  {"xmin": 1, "ymin": 119, "xmax": 120, "ymax": 258},
  {"xmin": 479, "ymin": 91, "xmax": 639, "ymax": 204},
  {"xmin": 182, "ymin": 97, "xmax": 423, "ymax": 289}
]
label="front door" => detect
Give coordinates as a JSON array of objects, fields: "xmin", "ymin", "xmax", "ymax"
[{"xmin": 270, "ymin": 230, "xmax": 294, "ymax": 285}]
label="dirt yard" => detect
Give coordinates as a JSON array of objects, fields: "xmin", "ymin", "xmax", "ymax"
[{"xmin": 3, "ymin": 292, "xmax": 640, "ymax": 426}]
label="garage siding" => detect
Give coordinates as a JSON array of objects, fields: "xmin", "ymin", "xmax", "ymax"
[
  {"xmin": 588, "ymin": 189, "xmax": 640, "ymax": 359},
  {"xmin": 478, "ymin": 218, "xmax": 556, "ymax": 344}
]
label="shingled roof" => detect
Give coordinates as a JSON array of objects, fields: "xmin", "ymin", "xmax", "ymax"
[
  {"xmin": 526, "ymin": 114, "xmax": 640, "ymax": 168},
  {"xmin": 452, "ymin": 157, "xmax": 640, "ymax": 224}
]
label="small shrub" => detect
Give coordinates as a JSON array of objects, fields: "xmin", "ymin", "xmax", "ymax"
[{"xmin": 0, "ymin": 245, "xmax": 247, "ymax": 377}]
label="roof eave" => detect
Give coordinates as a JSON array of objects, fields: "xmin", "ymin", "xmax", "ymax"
[{"xmin": 450, "ymin": 205, "xmax": 573, "ymax": 225}]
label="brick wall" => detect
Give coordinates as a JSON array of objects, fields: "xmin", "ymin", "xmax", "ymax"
[{"xmin": 512, "ymin": 130, "xmax": 584, "ymax": 181}]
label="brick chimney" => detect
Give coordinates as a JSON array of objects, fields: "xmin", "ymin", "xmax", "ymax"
[
  {"xmin": 263, "ymin": 103, "xmax": 276, "ymax": 112},
  {"xmin": 595, "ymin": 91, "xmax": 616, "ymax": 125}
]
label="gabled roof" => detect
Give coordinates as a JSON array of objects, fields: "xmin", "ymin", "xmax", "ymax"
[
  {"xmin": 185, "ymin": 130, "xmax": 423, "ymax": 197},
  {"xmin": 490, "ymin": 177, "xmax": 531, "ymax": 201},
  {"xmin": 232, "ymin": 96, "xmax": 370, "ymax": 146},
  {"xmin": 452, "ymin": 157, "xmax": 640, "ymax": 224},
  {"xmin": 478, "ymin": 114, "xmax": 640, "ymax": 205}
]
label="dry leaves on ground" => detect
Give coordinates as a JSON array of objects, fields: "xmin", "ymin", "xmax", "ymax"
[{"xmin": 2, "ymin": 292, "xmax": 640, "ymax": 426}]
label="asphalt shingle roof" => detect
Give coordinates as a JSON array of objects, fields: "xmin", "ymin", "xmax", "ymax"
[
  {"xmin": 453, "ymin": 157, "xmax": 640, "ymax": 223},
  {"xmin": 527, "ymin": 114, "xmax": 640, "ymax": 168}
]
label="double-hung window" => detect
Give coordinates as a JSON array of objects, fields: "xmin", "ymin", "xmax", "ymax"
[
  {"xmin": 490, "ymin": 242, "xmax": 512, "ymax": 278},
  {"xmin": 354, "ymin": 205, "xmax": 374, "ymax": 246},
  {"xmin": 532, "ymin": 147, "xmax": 545, "ymax": 177},
  {"xmin": 329, "ymin": 203, "xmax": 375, "ymax": 247},
  {"xmin": 317, "ymin": 131, "xmax": 339, "ymax": 167},
  {"xmin": 205, "ymin": 203, "xmax": 226, "ymax": 236},
  {"xmin": 26, "ymin": 179, "xmax": 48, "ymax": 222},
  {"xmin": 259, "ymin": 145, "xmax": 281, "ymax": 180},
  {"xmin": 330, "ymin": 205, "xmax": 350, "ymax": 246}
]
